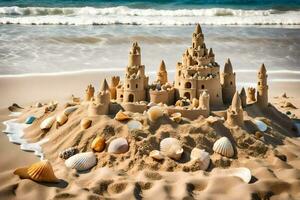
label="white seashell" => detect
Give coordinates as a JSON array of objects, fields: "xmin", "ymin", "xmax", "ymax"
[
  {"xmin": 213, "ymin": 137, "xmax": 234, "ymax": 158},
  {"xmin": 160, "ymin": 138, "xmax": 183, "ymax": 160},
  {"xmin": 56, "ymin": 113, "xmax": 68, "ymax": 126},
  {"xmin": 147, "ymin": 106, "xmax": 164, "ymax": 121},
  {"xmin": 254, "ymin": 119, "xmax": 268, "ymax": 132},
  {"xmin": 65, "ymin": 152, "xmax": 97, "ymax": 171},
  {"xmin": 107, "ymin": 138, "xmax": 129, "ymax": 154},
  {"xmin": 147, "ymin": 102, "xmax": 157, "ymax": 108},
  {"xmin": 225, "ymin": 167, "xmax": 252, "ymax": 183},
  {"xmin": 171, "ymin": 112, "xmax": 182, "ymax": 123},
  {"xmin": 63, "ymin": 106, "xmax": 78, "ymax": 116},
  {"xmin": 150, "ymin": 150, "xmax": 165, "ymax": 160},
  {"xmin": 40, "ymin": 116, "xmax": 55, "ymax": 130},
  {"xmin": 127, "ymin": 120, "xmax": 143, "ymax": 131},
  {"xmin": 190, "ymin": 148, "xmax": 210, "ymax": 170}
]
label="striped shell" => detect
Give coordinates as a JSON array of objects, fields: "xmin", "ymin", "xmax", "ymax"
[
  {"xmin": 213, "ymin": 137, "xmax": 234, "ymax": 158},
  {"xmin": 14, "ymin": 160, "xmax": 59, "ymax": 183},
  {"xmin": 56, "ymin": 113, "xmax": 68, "ymax": 126},
  {"xmin": 63, "ymin": 106, "xmax": 78, "ymax": 116},
  {"xmin": 65, "ymin": 152, "xmax": 97, "ymax": 171},
  {"xmin": 114, "ymin": 111, "xmax": 131, "ymax": 121},
  {"xmin": 40, "ymin": 116, "xmax": 55, "ymax": 130},
  {"xmin": 59, "ymin": 147, "xmax": 79, "ymax": 160},
  {"xmin": 150, "ymin": 150, "xmax": 165, "ymax": 160},
  {"xmin": 91, "ymin": 136, "xmax": 106, "ymax": 152},
  {"xmin": 80, "ymin": 118, "xmax": 92, "ymax": 130},
  {"xmin": 190, "ymin": 148, "xmax": 210, "ymax": 170},
  {"xmin": 147, "ymin": 106, "xmax": 164, "ymax": 121},
  {"xmin": 107, "ymin": 138, "xmax": 129, "ymax": 154},
  {"xmin": 160, "ymin": 138, "xmax": 183, "ymax": 160}
]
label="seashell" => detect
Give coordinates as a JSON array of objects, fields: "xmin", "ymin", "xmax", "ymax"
[
  {"xmin": 190, "ymin": 148, "xmax": 210, "ymax": 170},
  {"xmin": 147, "ymin": 106, "xmax": 164, "ymax": 121},
  {"xmin": 14, "ymin": 160, "xmax": 59, "ymax": 183},
  {"xmin": 224, "ymin": 167, "xmax": 252, "ymax": 183},
  {"xmin": 40, "ymin": 116, "xmax": 55, "ymax": 130},
  {"xmin": 160, "ymin": 138, "xmax": 183, "ymax": 160},
  {"xmin": 36, "ymin": 102, "xmax": 43, "ymax": 108},
  {"xmin": 63, "ymin": 106, "xmax": 78, "ymax": 116},
  {"xmin": 150, "ymin": 150, "xmax": 165, "ymax": 160},
  {"xmin": 114, "ymin": 111, "xmax": 131, "ymax": 121},
  {"xmin": 91, "ymin": 136, "xmax": 106, "ymax": 152},
  {"xmin": 65, "ymin": 152, "xmax": 97, "ymax": 171},
  {"xmin": 170, "ymin": 112, "xmax": 182, "ymax": 123},
  {"xmin": 59, "ymin": 147, "xmax": 79, "ymax": 160},
  {"xmin": 107, "ymin": 138, "xmax": 129, "ymax": 154},
  {"xmin": 254, "ymin": 119, "xmax": 268, "ymax": 132},
  {"xmin": 56, "ymin": 113, "xmax": 68, "ymax": 126},
  {"xmin": 25, "ymin": 116, "xmax": 36, "ymax": 124},
  {"xmin": 80, "ymin": 118, "xmax": 92, "ymax": 130},
  {"xmin": 127, "ymin": 120, "xmax": 142, "ymax": 131},
  {"xmin": 213, "ymin": 137, "xmax": 234, "ymax": 158}
]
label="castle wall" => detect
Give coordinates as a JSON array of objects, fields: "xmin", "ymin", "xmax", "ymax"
[
  {"xmin": 167, "ymin": 107, "xmax": 209, "ymax": 120},
  {"xmin": 220, "ymin": 72, "xmax": 236, "ymax": 104},
  {"xmin": 121, "ymin": 103, "xmax": 147, "ymax": 113}
]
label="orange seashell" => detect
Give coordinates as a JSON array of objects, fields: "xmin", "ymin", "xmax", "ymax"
[
  {"xmin": 114, "ymin": 111, "xmax": 131, "ymax": 121},
  {"xmin": 81, "ymin": 118, "xmax": 92, "ymax": 130},
  {"xmin": 91, "ymin": 136, "xmax": 106, "ymax": 152}
]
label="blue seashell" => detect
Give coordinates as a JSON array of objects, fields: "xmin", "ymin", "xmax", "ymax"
[{"xmin": 25, "ymin": 116, "xmax": 36, "ymax": 124}]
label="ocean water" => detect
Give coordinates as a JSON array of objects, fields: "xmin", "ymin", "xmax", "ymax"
[{"xmin": 0, "ymin": 0, "xmax": 299, "ymax": 84}]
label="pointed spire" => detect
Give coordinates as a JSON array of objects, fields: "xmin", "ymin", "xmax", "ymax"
[
  {"xmin": 240, "ymin": 87, "xmax": 246, "ymax": 97},
  {"xmin": 185, "ymin": 49, "xmax": 189, "ymax": 56},
  {"xmin": 208, "ymin": 48, "xmax": 214, "ymax": 57},
  {"xmin": 259, "ymin": 63, "xmax": 267, "ymax": 74},
  {"xmin": 159, "ymin": 60, "xmax": 166, "ymax": 72},
  {"xmin": 100, "ymin": 78, "xmax": 109, "ymax": 91},
  {"xmin": 224, "ymin": 58, "xmax": 233, "ymax": 73},
  {"xmin": 130, "ymin": 41, "xmax": 140, "ymax": 55},
  {"xmin": 231, "ymin": 91, "xmax": 242, "ymax": 112},
  {"xmin": 194, "ymin": 23, "xmax": 202, "ymax": 34}
]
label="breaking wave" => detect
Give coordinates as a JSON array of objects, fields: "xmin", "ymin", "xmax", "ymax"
[{"xmin": 0, "ymin": 6, "xmax": 299, "ymax": 26}]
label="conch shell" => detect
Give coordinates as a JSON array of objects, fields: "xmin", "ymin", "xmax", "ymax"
[
  {"xmin": 14, "ymin": 160, "xmax": 59, "ymax": 183},
  {"xmin": 160, "ymin": 137, "xmax": 183, "ymax": 160},
  {"xmin": 213, "ymin": 137, "xmax": 234, "ymax": 158},
  {"xmin": 114, "ymin": 111, "xmax": 131, "ymax": 121},
  {"xmin": 91, "ymin": 136, "xmax": 106, "ymax": 152}
]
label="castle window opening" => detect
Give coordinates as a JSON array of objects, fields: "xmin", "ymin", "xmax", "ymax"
[
  {"xmin": 136, "ymin": 84, "xmax": 138, "ymax": 89},
  {"xmin": 128, "ymin": 94, "xmax": 134, "ymax": 102},
  {"xmin": 201, "ymin": 84, "xmax": 205, "ymax": 89},
  {"xmin": 230, "ymin": 81, "xmax": 233, "ymax": 85},
  {"xmin": 185, "ymin": 82, "xmax": 192, "ymax": 89},
  {"xmin": 258, "ymin": 82, "xmax": 260, "ymax": 86},
  {"xmin": 120, "ymin": 94, "xmax": 123, "ymax": 98},
  {"xmin": 184, "ymin": 92, "xmax": 191, "ymax": 100},
  {"xmin": 127, "ymin": 84, "xmax": 130, "ymax": 88}
]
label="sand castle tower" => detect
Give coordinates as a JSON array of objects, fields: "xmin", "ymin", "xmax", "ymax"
[
  {"xmin": 174, "ymin": 24, "xmax": 223, "ymax": 108},
  {"xmin": 227, "ymin": 91, "xmax": 244, "ymax": 126},
  {"xmin": 256, "ymin": 63, "xmax": 268, "ymax": 108},
  {"xmin": 110, "ymin": 76, "xmax": 120, "ymax": 100},
  {"xmin": 221, "ymin": 58, "xmax": 236, "ymax": 104},
  {"xmin": 84, "ymin": 84, "xmax": 95, "ymax": 101},
  {"xmin": 247, "ymin": 87, "xmax": 256, "ymax": 103},
  {"xmin": 240, "ymin": 87, "xmax": 247, "ymax": 108},
  {"xmin": 117, "ymin": 42, "xmax": 149, "ymax": 103},
  {"xmin": 156, "ymin": 60, "xmax": 168, "ymax": 85}
]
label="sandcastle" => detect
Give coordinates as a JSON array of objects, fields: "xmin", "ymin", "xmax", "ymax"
[{"xmin": 85, "ymin": 23, "xmax": 269, "ymax": 123}]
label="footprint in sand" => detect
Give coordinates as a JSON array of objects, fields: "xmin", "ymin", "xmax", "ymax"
[
  {"xmin": 143, "ymin": 171, "xmax": 163, "ymax": 180},
  {"xmin": 107, "ymin": 182, "xmax": 128, "ymax": 194}
]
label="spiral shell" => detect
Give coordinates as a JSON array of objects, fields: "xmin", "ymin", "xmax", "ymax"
[
  {"xmin": 91, "ymin": 136, "xmax": 106, "ymax": 152},
  {"xmin": 65, "ymin": 152, "xmax": 97, "ymax": 171},
  {"xmin": 107, "ymin": 138, "xmax": 129, "ymax": 154},
  {"xmin": 213, "ymin": 137, "xmax": 234, "ymax": 158},
  {"xmin": 114, "ymin": 111, "xmax": 131, "ymax": 121},
  {"xmin": 80, "ymin": 118, "xmax": 92, "ymax": 130},
  {"xmin": 190, "ymin": 148, "xmax": 210, "ymax": 170},
  {"xmin": 149, "ymin": 150, "xmax": 165, "ymax": 160},
  {"xmin": 14, "ymin": 160, "xmax": 59, "ymax": 183},
  {"xmin": 147, "ymin": 106, "xmax": 164, "ymax": 121},
  {"xmin": 56, "ymin": 113, "xmax": 68, "ymax": 126},
  {"xmin": 59, "ymin": 147, "xmax": 79, "ymax": 160},
  {"xmin": 40, "ymin": 116, "xmax": 55, "ymax": 130},
  {"xmin": 160, "ymin": 138, "xmax": 183, "ymax": 160}
]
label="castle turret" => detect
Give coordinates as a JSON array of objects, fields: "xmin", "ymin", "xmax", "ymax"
[
  {"xmin": 247, "ymin": 87, "xmax": 256, "ymax": 103},
  {"xmin": 192, "ymin": 24, "xmax": 204, "ymax": 50},
  {"xmin": 96, "ymin": 79, "xmax": 110, "ymax": 105},
  {"xmin": 226, "ymin": 91, "xmax": 244, "ymax": 127},
  {"xmin": 208, "ymin": 48, "xmax": 215, "ymax": 62},
  {"xmin": 84, "ymin": 84, "xmax": 95, "ymax": 101},
  {"xmin": 257, "ymin": 63, "xmax": 268, "ymax": 108},
  {"xmin": 240, "ymin": 87, "xmax": 247, "ymax": 108},
  {"xmin": 128, "ymin": 42, "xmax": 141, "ymax": 67},
  {"xmin": 156, "ymin": 60, "xmax": 168, "ymax": 85},
  {"xmin": 221, "ymin": 58, "xmax": 236, "ymax": 104},
  {"xmin": 110, "ymin": 76, "xmax": 120, "ymax": 100}
]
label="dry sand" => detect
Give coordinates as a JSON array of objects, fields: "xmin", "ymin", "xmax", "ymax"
[{"xmin": 0, "ymin": 74, "xmax": 300, "ymax": 200}]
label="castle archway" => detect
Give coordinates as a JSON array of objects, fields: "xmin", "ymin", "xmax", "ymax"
[
  {"xmin": 128, "ymin": 94, "xmax": 134, "ymax": 102},
  {"xmin": 184, "ymin": 92, "xmax": 191, "ymax": 100},
  {"xmin": 185, "ymin": 82, "xmax": 192, "ymax": 89}
]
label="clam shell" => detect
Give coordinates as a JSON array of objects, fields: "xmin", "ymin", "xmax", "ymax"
[
  {"xmin": 40, "ymin": 116, "xmax": 55, "ymax": 130},
  {"xmin": 254, "ymin": 119, "xmax": 268, "ymax": 132},
  {"xmin": 171, "ymin": 112, "xmax": 182, "ymax": 123},
  {"xmin": 213, "ymin": 137, "xmax": 234, "ymax": 158},
  {"xmin": 81, "ymin": 118, "xmax": 92, "ymax": 130},
  {"xmin": 190, "ymin": 148, "xmax": 210, "ymax": 170},
  {"xmin": 127, "ymin": 120, "xmax": 142, "ymax": 131},
  {"xmin": 56, "ymin": 113, "xmax": 68, "ymax": 126},
  {"xmin": 107, "ymin": 138, "xmax": 129, "ymax": 154},
  {"xmin": 147, "ymin": 106, "xmax": 164, "ymax": 122},
  {"xmin": 14, "ymin": 160, "xmax": 59, "ymax": 183},
  {"xmin": 63, "ymin": 106, "xmax": 78, "ymax": 116},
  {"xmin": 114, "ymin": 111, "xmax": 131, "ymax": 121},
  {"xmin": 25, "ymin": 116, "xmax": 36, "ymax": 124},
  {"xmin": 59, "ymin": 147, "xmax": 79, "ymax": 160},
  {"xmin": 225, "ymin": 167, "xmax": 252, "ymax": 183},
  {"xmin": 91, "ymin": 136, "xmax": 106, "ymax": 152},
  {"xmin": 65, "ymin": 152, "xmax": 97, "ymax": 171},
  {"xmin": 160, "ymin": 138, "xmax": 183, "ymax": 160},
  {"xmin": 150, "ymin": 150, "xmax": 165, "ymax": 160}
]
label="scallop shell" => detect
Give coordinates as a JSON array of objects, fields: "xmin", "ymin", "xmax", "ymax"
[
  {"xmin": 170, "ymin": 112, "xmax": 182, "ymax": 123},
  {"xmin": 150, "ymin": 150, "xmax": 165, "ymax": 160},
  {"xmin": 14, "ymin": 160, "xmax": 59, "ymax": 183},
  {"xmin": 25, "ymin": 116, "xmax": 36, "ymax": 124},
  {"xmin": 91, "ymin": 136, "xmax": 106, "ymax": 152},
  {"xmin": 59, "ymin": 147, "xmax": 79, "ymax": 160},
  {"xmin": 114, "ymin": 111, "xmax": 131, "ymax": 121},
  {"xmin": 40, "ymin": 116, "xmax": 55, "ymax": 130},
  {"xmin": 254, "ymin": 119, "xmax": 268, "ymax": 132},
  {"xmin": 56, "ymin": 113, "xmax": 68, "ymax": 126},
  {"xmin": 107, "ymin": 138, "xmax": 129, "ymax": 154},
  {"xmin": 190, "ymin": 148, "xmax": 210, "ymax": 170},
  {"xmin": 65, "ymin": 152, "xmax": 97, "ymax": 171},
  {"xmin": 80, "ymin": 118, "xmax": 92, "ymax": 130},
  {"xmin": 63, "ymin": 106, "xmax": 78, "ymax": 116},
  {"xmin": 225, "ymin": 167, "xmax": 252, "ymax": 183},
  {"xmin": 213, "ymin": 137, "xmax": 234, "ymax": 158},
  {"xmin": 147, "ymin": 106, "xmax": 164, "ymax": 121},
  {"xmin": 160, "ymin": 138, "xmax": 183, "ymax": 160},
  {"xmin": 127, "ymin": 120, "xmax": 143, "ymax": 131}
]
